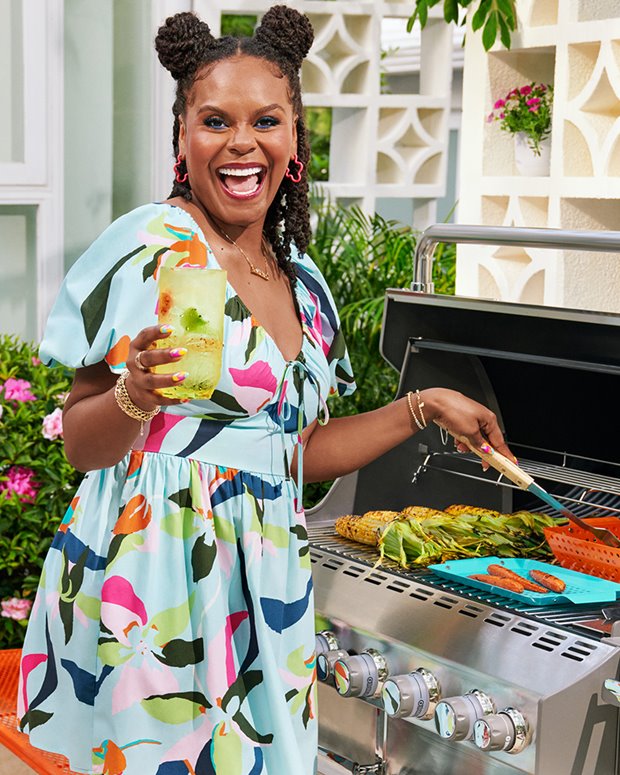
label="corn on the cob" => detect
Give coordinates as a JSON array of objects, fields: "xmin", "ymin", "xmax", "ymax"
[
  {"xmin": 444, "ymin": 504, "xmax": 503, "ymax": 519},
  {"xmin": 400, "ymin": 505, "xmax": 448, "ymax": 520},
  {"xmin": 334, "ymin": 511, "xmax": 399, "ymax": 546}
]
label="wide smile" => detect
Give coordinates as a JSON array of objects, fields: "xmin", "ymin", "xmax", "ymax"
[{"xmin": 217, "ymin": 165, "xmax": 267, "ymax": 200}]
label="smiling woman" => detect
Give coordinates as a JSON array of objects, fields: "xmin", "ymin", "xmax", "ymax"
[{"xmin": 15, "ymin": 5, "xmax": 511, "ymax": 775}]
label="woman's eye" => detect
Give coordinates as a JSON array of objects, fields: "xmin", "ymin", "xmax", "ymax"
[
  {"xmin": 204, "ymin": 117, "xmax": 227, "ymax": 129},
  {"xmin": 256, "ymin": 116, "xmax": 279, "ymax": 128}
]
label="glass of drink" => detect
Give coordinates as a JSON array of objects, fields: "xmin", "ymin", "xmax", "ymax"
[{"xmin": 154, "ymin": 266, "xmax": 227, "ymax": 400}]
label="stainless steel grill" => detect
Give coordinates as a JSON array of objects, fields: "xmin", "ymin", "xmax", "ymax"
[{"xmin": 310, "ymin": 226, "xmax": 620, "ymax": 775}]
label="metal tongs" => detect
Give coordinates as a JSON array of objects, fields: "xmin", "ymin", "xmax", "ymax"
[{"xmin": 458, "ymin": 438, "xmax": 620, "ymax": 549}]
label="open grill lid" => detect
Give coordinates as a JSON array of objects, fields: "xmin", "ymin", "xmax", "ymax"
[{"xmin": 380, "ymin": 291, "xmax": 620, "ymax": 469}]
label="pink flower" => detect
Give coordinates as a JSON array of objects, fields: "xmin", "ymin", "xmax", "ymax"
[
  {"xmin": 499, "ymin": 112, "xmax": 505, "ymax": 119},
  {"xmin": 520, "ymin": 85, "xmax": 532, "ymax": 95},
  {"xmin": 486, "ymin": 112, "xmax": 494, "ymax": 123},
  {"xmin": 1, "ymin": 597, "xmax": 32, "ymax": 621},
  {"xmin": 0, "ymin": 466, "xmax": 39, "ymax": 503},
  {"xmin": 31, "ymin": 356, "xmax": 41, "ymax": 366},
  {"xmin": 529, "ymin": 106, "xmax": 539, "ymax": 112},
  {"xmin": 507, "ymin": 88, "xmax": 520, "ymax": 98},
  {"xmin": 1, "ymin": 377, "xmax": 36, "ymax": 402},
  {"xmin": 493, "ymin": 99, "xmax": 505, "ymax": 109},
  {"xmin": 42, "ymin": 407, "xmax": 63, "ymax": 440},
  {"xmin": 527, "ymin": 97, "xmax": 541, "ymax": 106}
]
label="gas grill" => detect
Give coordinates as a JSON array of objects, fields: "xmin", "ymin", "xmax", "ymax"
[{"xmin": 309, "ymin": 225, "xmax": 620, "ymax": 775}]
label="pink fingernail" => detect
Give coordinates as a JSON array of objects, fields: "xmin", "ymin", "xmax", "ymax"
[
  {"xmin": 481, "ymin": 443, "xmax": 492, "ymax": 453},
  {"xmin": 160, "ymin": 324, "xmax": 173, "ymax": 334},
  {"xmin": 170, "ymin": 347, "xmax": 187, "ymax": 359},
  {"xmin": 172, "ymin": 371, "xmax": 189, "ymax": 383}
]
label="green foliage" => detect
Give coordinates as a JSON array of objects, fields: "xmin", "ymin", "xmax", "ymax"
[
  {"xmin": 408, "ymin": 0, "xmax": 516, "ymax": 51},
  {"xmin": 0, "ymin": 335, "xmax": 82, "ymax": 648},
  {"xmin": 304, "ymin": 200, "xmax": 455, "ymax": 506},
  {"xmin": 488, "ymin": 82, "xmax": 553, "ymax": 154},
  {"xmin": 220, "ymin": 14, "xmax": 257, "ymax": 37},
  {"xmin": 306, "ymin": 107, "xmax": 332, "ymax": 182}
]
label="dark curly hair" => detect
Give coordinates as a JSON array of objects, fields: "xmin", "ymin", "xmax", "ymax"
[{"xmin": 154, "ymin": 6, "xmax": 314, "ymax": 292}]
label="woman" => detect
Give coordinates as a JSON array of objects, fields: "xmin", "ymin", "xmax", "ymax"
[{"xmin": 18, "ymin": 7, "xmax": 511, "ymax": 775}]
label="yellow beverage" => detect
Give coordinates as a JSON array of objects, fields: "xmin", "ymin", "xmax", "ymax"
[{"xmin": 154, "ymin": 266, "xmax": 227, "ymax": 399}]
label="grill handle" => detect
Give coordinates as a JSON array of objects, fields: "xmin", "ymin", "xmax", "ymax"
[{"xmin": 412, "ymin": 224, "xmax": 620, "ymax": 293}]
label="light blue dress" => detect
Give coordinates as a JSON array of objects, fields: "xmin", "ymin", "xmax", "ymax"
[{"xmin": 18, "ymin": 203, "xmax": 355, "ymax": 775}]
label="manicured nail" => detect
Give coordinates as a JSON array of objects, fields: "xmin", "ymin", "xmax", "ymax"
[
  {"xmin": 172, "ymin": 371, "xmax": 189, "ymax": 382},
  {"xmin": 481, "ymin": 443, "xmax": 492, "ymax": 454},
  {"xmin": 513, "ymin": 456, "xmax": 519, "ymax": 464},
  {"xmin": 170, "ymin": 347, "xmax": 187, "ymax": 359},
  {"xmin": 160, "ymin": 324, "xmax": 173, "ymax": 334}
]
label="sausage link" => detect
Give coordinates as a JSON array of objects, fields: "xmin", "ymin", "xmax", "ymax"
[
  {"xmin": 529, "ymin": 569, "xmax": 566, "ymax": 593},
  {"xmin": 487, "ymin": 564, "xmax": 550, "ymax": 594},
  {"xmin": 469, "ymin": 573, "xmax": 525, "ymax": 593}
]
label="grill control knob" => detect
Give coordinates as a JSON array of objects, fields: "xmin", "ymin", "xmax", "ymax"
[
  {"xmin": 473, "ymin": 708, "xmax": 530, "ymax": 754},
  {"xmin": 333, "ymin": 649, "xmax": 388, "ymax": 698},
  {"xmin": 382, "ymin": 668, "xmax": 440, "ymax": 720},
  {"xmin": 315, "ymin": 630, "xmax": 340, "ymax": 657},
  {"xmin": 317, "ymin": 649, "xmax": 349, "ymax": 684},
  {"xmin": 434, "ymin": 690, "xmax": 495, "ymax": 741}
]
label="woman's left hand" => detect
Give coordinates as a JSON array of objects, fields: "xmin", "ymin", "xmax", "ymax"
[{"xmin": 420, "ymin": 387, "xmax": 514, "ymax": 461}]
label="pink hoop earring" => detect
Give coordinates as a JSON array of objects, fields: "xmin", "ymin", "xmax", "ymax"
[
  {"xmin": 285, "ymin": 154, "xmax": 304, "ymax": 184},
  {"xmin": 174, "ymin": 153, "xmax": 188, "ymax": 184}
]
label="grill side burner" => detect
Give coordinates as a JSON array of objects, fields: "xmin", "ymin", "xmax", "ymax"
[{"xmin": 308, "ymin": 282, "xmax": 620, "ymax": 775}]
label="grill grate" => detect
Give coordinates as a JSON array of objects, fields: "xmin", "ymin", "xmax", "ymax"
[{"xmin": 308, "ymin": 525, "xmax": 614, "ymax": 638}]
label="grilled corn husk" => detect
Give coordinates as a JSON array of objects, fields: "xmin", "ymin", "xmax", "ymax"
[
  {"xmin": 334, "ymin": 510, "xmax": 399, "ymax": 546},
  {"xmin": 335, "ymin": 503, "xmax": 561, "ymax": 568}
]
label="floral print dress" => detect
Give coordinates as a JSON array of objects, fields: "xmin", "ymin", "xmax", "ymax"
[{"xmin": 17, "ymin": 203, "xmax": 355, "ymax": 775}]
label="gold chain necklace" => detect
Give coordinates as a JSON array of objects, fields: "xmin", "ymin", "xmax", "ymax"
[{"xmin": 217, "ymin": 226, "xmax": 271, "ymax": 281}]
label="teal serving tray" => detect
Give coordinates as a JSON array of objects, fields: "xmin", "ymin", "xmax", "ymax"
[{"xmin": 428, "ymin": 556, "xmax": 620, "ymax": 606}]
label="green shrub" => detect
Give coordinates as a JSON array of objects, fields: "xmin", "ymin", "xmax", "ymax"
[{"xmin": 0, "ymin": 335, "xmax": 81, "ymax": 648}]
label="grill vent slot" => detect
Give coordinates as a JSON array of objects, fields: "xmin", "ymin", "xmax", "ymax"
[
  {"xmin": 434, "ymin": 595, "xmax": 459, "ymax": 610},
  {"xmin": 511, "ymin": 622, "xmax": 539, "ymax": 636},
  {"xmin": 458, "ymin": 604, "xmax": 484, "ymax": 619},
  {"xmin": 484, "ymin": 612, "xmax": 511, "ymax": 628},
  {"xmin": 410, "ymin": 588, "xmax": 433, "ymax": 602},
  {"xmin": 322, "ymin": 559, "xmax": 344, "ymax": 571},
  {"xmin": 342, "ymin": 565, "xmax": 363, "ymax": 578},
  {"xmin": 386, "ymin": 580, "xmax": 410, "ymax": 593}
]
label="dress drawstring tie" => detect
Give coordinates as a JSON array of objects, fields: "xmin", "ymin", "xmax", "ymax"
[{"xmin": 274, "ymin": 358, "xmax": 329, "ymax": 513}]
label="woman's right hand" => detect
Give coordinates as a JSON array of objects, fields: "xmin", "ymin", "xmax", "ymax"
[{"xmin": 123, "ymin": 325, "xmax": 189, "ymax": 410}]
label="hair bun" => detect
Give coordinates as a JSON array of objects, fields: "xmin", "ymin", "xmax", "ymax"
[
  {"xmin": 155, "ymin": 12, "xmax": 214, "ymax": 80},
  {"xmin": 255, "ymin": 6, "xmax": 314, "ymax": 69}
]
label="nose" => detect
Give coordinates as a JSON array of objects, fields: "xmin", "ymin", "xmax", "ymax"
[{"xmin": 228, "ymin": 123, "xmax": 256, "ymax": 154}]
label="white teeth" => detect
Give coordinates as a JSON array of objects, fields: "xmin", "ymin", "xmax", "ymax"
[{"xmin": 219, "ymin": 166, "xmax": 262, "ymax": 176}]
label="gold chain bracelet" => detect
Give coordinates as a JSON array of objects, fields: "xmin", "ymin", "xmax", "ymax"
[
  {"xmin": 406, "ymin": 389, "xmax": 427, "ymax": 431},
  {"xmin": 114, "ymin": 369, "xmax": 160, "ymax": 435}
]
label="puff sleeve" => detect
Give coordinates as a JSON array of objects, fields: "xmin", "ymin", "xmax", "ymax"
[{"xmin": 39, "ymin": 204, "xmax": 207, "ymax": 373}]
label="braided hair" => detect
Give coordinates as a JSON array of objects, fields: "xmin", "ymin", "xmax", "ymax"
[{"xmin": 154, "ymin": 6, "xmax": 314, "ymax": 292}]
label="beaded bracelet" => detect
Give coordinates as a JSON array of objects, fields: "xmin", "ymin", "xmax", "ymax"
[
  {"xmin": 114, "ymin": 369, "xmax": 160, "ymax": 435},
  {"xmin": 406, "ymin": 389, "xmax": 427, "ymax": 431}
]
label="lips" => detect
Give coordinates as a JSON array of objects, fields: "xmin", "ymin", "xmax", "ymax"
[{"xmin": 218, "ymin": 165, "xmax": 266, "ymax": 199}]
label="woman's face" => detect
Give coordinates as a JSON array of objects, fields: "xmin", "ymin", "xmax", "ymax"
[{"xmin": 179, "ymin": 55, "xmax": 298, "ymax": 230}]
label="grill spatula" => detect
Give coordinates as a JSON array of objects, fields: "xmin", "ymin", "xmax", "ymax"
[{"xmin": 457, "ymin": 438, "xmax": 620, "ymax": 549}]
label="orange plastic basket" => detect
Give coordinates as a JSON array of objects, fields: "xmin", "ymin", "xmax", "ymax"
[
  {"xmin": 0, "ymin": 649, "xmax": 78, "ymax": 774},
  {"xmin": 544, "ymin": 517, "xmax": 620, "ymax": 582}
]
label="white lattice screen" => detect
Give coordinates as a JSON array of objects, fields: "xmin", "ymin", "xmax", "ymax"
[{"xmin": 459, "ymin": 0, "xmax": 620, "ymax": 313}]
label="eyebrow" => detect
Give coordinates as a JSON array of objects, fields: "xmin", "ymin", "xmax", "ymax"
[{"xmin": 196, "ymin": 103, "xmax": 285, "ymax": 117}]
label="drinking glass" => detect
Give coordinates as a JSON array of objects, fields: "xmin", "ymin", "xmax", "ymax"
[{"xmin": 154, "ymin": 266, "xmax": 227, "ymax": 399}]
